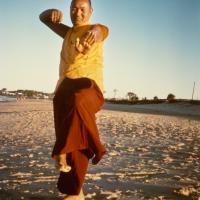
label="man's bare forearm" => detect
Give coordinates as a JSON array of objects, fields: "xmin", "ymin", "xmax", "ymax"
[
  {"xmin": 39, "ymin": 9, "xmax": 70, "ymax": 39},
  {"xmin": 42, "ymin": 22, "xmax": 70, "ymax": 39}
]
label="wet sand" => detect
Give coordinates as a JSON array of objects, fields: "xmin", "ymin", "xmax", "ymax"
[{"xmin": 0, "ymin": 100, "xmax": 200, "ymax": 200}]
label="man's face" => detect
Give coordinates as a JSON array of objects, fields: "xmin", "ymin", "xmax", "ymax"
[{"xmin": 70, "ymin": 0, "xmax": 93, "ymax": 27}]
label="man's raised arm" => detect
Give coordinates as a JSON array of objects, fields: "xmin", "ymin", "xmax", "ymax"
[{"xmin": 39, "ymin": 9, "xmax": 70, "ymax": 39}]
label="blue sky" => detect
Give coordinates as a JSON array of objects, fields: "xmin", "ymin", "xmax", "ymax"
[{"xmin": 0, "ymin": 0, "xmax": 200, "ymax": 99}]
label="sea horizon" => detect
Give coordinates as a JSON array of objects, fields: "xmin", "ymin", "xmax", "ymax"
[{"xmin": 0, "ymin": 95, "xmax": 16, "ymax": 102}]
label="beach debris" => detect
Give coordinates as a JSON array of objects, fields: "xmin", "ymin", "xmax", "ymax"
[
  {"xmin": 162, "ymin": 155, "xmax": 174, "ymax": 163},
  {"xmin": 10, "ymin": 153, "xmax": 22, "ymax": 157},
  {"xmin": 33, "ymin": 175, "xmax": 56, "ymax": 183},
  {"xmin": 127, "ymin": 147, "xmax": 135, "ymax": 152},
  {"xmin": 11, "ymin": 172, "xmax": 33, "ymax": 177},
  {"xmin": 172, "ymin": 175, "xmax": 182, "ymax": 181},
  {"xmin": 86, "ymin": 173, "xmax": 102, "ymax": 181},
  {"xmin": 135, "ymin": 147, "xmax": 148, "ymax": 152},
  {"xmin": 108, "ymin": 151, "xmax": 120, "ymax": 156},
  {"xmin": 0, "ymin": 165, "xmax": 8, "ymax": 170},
  {"xmin": 168, "ymin": 143, "xmax": 185, "ymax": 151},
  {"xmin": 158, "ymin": 196, "xmax": 165, "ymax": 200},
  {"xmin": 174, "ymin": 186, "xmax": 197, "ymax": 197},
  {"xmin": 85, "ymin": 192, "xmax": 96, "ymax": 198},
  {"xmin": 177, "ymin": 143, "xmax": 185, "ymax": 147},
  {"xmin": 28, "ymin": 154, "xmax": 34, "ymax": 158},
  {"xmin": 185, "ymin": 155, "xmax": 195, "ymax": 163},
  {"xmin": 101, "ymin": 190, "xmax": 122, "ymax": 199}
]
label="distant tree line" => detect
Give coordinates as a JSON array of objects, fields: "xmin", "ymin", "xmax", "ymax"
[
  {"xmin": 0, "ymin": 88, "xmax": 53, "ymax": 99},
  {"xmin": 106, "ymin": 90, "xmax": 200, "ymax": 105}
]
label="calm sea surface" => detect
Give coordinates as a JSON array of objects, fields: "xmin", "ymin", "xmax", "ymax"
[{"xmin": 0, "ymin": 95, "xmax": 16, "ymax": 102}]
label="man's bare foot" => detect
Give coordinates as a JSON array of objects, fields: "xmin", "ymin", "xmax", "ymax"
[
  {"xmin": 63, "ymin": 189, "xmax": 85, "ymax": 199},
  {"xmin": 60, "ymin": 165, "xmax": 71, "ymax": 173},
  {"xmin": 55, "ymin": 154, "xmax": 71, "ymax": 173}
]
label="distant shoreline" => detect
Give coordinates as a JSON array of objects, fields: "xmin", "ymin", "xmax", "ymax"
[
  {"xmin": 103, "ymin": 102, "xmax": 200, "ymax": 121},
  {"xmin": 0, "ymin": 95, "xmax": 16, "ymax": 102},
  {"xmin": 1, "ymin": 98, "xmax": 200, "ymax": 121}
]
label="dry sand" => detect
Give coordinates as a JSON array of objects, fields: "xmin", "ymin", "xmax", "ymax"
[{"xmin": 0, "ymin": 100, "xmax": 200, "ymax": 200}]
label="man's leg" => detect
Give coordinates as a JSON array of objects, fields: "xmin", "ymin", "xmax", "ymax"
[
  {"xmin": 57, "ymin": 150, "xmax": 89, "ymax": 195},
  {"xmin": 63, "ymin": 189, "xmax": 85, "ymax": 200}
]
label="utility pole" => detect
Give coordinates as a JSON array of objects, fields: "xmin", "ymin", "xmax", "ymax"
[
  {"xmin": 113, "ymin": 89, "xmax": 118, "ymax": 99},
  {"xmin": 192, "ymin": 81, "xmax": 195, "ymax": 100}
]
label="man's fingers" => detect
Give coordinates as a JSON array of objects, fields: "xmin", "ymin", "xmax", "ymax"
[
  {"xmin": 57, "ymin": 10, "xmax": 63, "ymax": 23},
  {"xmin": 83, "ymin": 31, "xmax": 91, "ymax": 41},
  {"xmin": 75, "ymin": 38, "xmax": 85, "ymax": 53},
  {"xmin": 87, "ymin": 31, "xmax": 95, "ymax": 41},
  {"xmin": 51, "ymin": 10, "xmax": 63, "ymax": 23},
  {"xmin": 85, "ymin": 43, "xmax": 91, "ymax": 49},
  {"xmin": 76, "ymin": 31, "xmax": 96, "ymax": 53},
  {"xmin": 88, "ymin": 37, "xmax": 95, "ymax": 45},
  {"xmin": 75, "ymin": 37, "xmax": 80, "ymax": 46},
  {"xmin": 75, "ymin": 39, "xmax": 80, "ymax": 50},
  {"xmin": 84, "ymin": 40, "xmax": 95, "ymax": 49},
  {"xmin": 52, "ymin": 11, "xmax": 57, "ymax": 23},
  {"xmin": 83, "ymin": 31, "xmax": 94, "ymax": 41},
  {"xmin": 83, "ymin": 37, "xmax": 95, "ymax": 49},
  {"xmin": 51, "ymin": 11, "xmax": 55, "ymax": 22},
  {"xmin": 81, "ymin": 32, "xmax": 94, "ymax": 49},
  {"xmin": 87, "ymin": 33, "xmax": 95, "ymax": 44}
]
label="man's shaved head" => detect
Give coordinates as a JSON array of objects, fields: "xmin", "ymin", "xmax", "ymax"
[{"xmin": 71, "ymin": 0, "xmax": 92, "ymax": 8}]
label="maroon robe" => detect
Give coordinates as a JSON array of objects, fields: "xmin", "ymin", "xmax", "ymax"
[{"xmin": 52, "ymin": 77, "xmax": 106, "ymax": 195}]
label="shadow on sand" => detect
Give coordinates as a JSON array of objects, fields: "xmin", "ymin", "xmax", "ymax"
[{"xmin": 0, "ymin": 190, "xmax": 61, "ymax": 200}]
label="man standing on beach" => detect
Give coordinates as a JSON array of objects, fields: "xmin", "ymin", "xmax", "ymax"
[{"xmin": 39, "ymin": 0, "xmax": 109, "ymax": 199}]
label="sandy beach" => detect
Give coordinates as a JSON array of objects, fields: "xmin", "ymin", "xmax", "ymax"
[{"xmin": 0, "ymin": 100, "xmax": 200, "ymax": 200}]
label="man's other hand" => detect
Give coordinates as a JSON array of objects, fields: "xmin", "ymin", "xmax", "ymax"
[{"xmin": 39, "ymin": 9, "xmax": 63, "ymax": 24}]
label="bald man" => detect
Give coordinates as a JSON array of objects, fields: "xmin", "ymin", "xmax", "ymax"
[{"xmin": 39, "ymin": 0, "xmax": 109, "ymax": 199}]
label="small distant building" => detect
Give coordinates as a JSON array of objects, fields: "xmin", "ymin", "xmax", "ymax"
[
  {"xmin": 43, "ymin": 95, "xmax": 49, "ymax": 99},
  {"xmin": 16, "ymin": 92, "xmax": 26, "ymax": 101},
  {"xmin": 7, "ymin": 92, "xmax": 16, "ymax": 96}
]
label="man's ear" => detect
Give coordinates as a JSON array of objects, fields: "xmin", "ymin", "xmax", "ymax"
[{"xmin": 90, "ymin": 7, "xmax": 93, "ymax": 15}]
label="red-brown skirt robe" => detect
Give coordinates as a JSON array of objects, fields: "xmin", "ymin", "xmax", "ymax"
[{"xmin": 52, "ymin": 77, "xmax": 106, "ymax": 195}]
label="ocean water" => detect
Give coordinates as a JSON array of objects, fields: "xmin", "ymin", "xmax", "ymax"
[{"xmin": 0, "ymin": 95, "xmax": 16, "ymax": 102}]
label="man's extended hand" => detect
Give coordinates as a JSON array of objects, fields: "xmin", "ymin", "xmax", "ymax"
[{"xmin": 75, "ymin": 30, "xmax": 96, "ymax": 54}]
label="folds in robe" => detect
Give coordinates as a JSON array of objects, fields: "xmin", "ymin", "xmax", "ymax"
[{"xmin": 52, "ymin": 77, "xmax": 106, "ymax": 161}]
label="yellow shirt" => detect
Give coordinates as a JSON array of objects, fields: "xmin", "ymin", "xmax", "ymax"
[{"xmin": 54, "ymin": 25, "xmax": 105, "ymax": 93}]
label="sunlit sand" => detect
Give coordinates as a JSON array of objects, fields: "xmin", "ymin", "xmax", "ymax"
[{"xmin": 0, "ymin": 100, "xmax": 200, "ymax": 199}]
